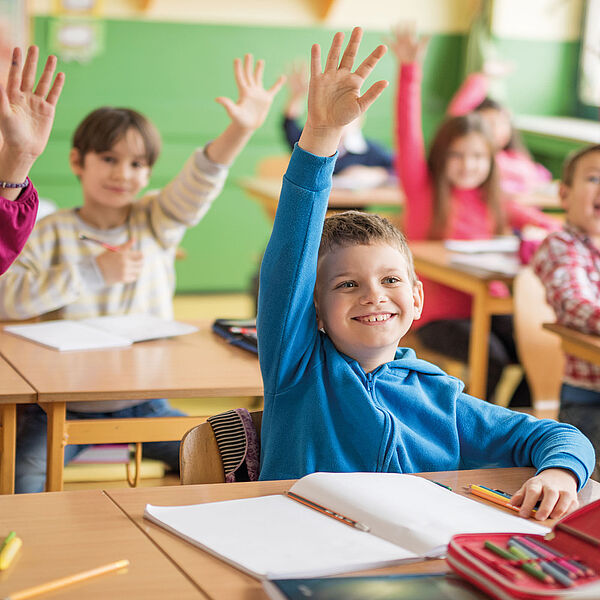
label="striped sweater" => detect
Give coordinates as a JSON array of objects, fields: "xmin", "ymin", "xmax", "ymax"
[{"xmin": 0, "ymin": 148, "xmax": 228, "ymax": 322}]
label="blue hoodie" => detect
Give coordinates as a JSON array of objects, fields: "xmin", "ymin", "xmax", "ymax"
[{"xmin": 257, "ymin": 145, "xmax": 595, "ymax": 485}]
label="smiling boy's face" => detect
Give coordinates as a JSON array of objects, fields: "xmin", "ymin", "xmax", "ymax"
[
  {"xmin": 561, "ymin": 150, "xmax": 600, "ymax": 242},
  {"xmin": 314, "ymin": 242, "xmax": 423, "ymax": 373}
]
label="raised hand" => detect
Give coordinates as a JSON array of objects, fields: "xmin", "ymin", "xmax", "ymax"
[
  {"xmin": 299, "ymin": 27, "xmax": 388, "ymax": 157},
  {"xmin": 284, "ymin": 60, "xmax": 309, "ymax": 119},
  {"xmin": 386, "ymin": 24, "xmax": 430, "ymax": 65},
  {"xmin": 0, "ymin": 46, "xmax": 65, "ymax": 161},
  {"xmin": 215, "ymin": 54, "xmax": 286, "ymax": 132}
]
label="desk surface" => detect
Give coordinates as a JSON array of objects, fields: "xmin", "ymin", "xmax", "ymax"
[
  {"xmin": 0, "ymin": 355, "xmax": 36, "ymax": 405},
  {"xmin": 0, "ymin": 489, "xmax": 203, "ymax": 599},
  {"xmin": 0, "ymin": 320, "xmax": 262, "ymax": 402},
  {"xmin": 107, "ymin": 468, "xmax": 600, "ymax": 600},
  {"xmin": 543, "ymin": 323, "xmax": 600, "ymax": 367}
]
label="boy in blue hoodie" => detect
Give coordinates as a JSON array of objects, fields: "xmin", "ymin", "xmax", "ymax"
[{"xmin": 257, "ymin": 28, "xmax": 595, "ymax": 521}]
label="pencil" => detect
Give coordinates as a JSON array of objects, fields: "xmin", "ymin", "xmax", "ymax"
[
  {"xmin": 4, "ymin": 559, "xmax": 129, "ymax": 600},
  {"xmin": 79, "ymin": 234, "xmax": 120, "ymax": 252},
  {"xmin": 555, "ymin": 522, "xmax": 600, "ymax": 547},
  {"xmin": 468, "ymin": 486, "xmax": 536, "ymax": 516}
]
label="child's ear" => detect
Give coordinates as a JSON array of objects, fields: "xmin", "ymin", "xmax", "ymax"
[
  {"xmin": 558, "ymin": 181, "xmax": 571, "ymax": 211},
  {"xmin": 313, "ymin": 289, "xmax": 325, "ymax": 331},
  {"xmin": 412, "ymin": 280, "xmax": 424, "ymax": 320},
  {"xmin": 69, "ymin": 148, "xmax": 84, "ymax": 177}
]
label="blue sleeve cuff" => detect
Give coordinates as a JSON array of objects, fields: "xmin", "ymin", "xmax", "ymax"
[
  {"xmin": 536, "ymin": 453, "xmax": 592, "ymax": 491},
  {"xmin": 285, "ymin": 144, "xmax": 337, "ymax": 192}
]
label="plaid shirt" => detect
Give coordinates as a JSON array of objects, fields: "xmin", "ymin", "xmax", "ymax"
[{"xmin": 532, "ymin": 223, "xmax": 600, "ymax": 391}]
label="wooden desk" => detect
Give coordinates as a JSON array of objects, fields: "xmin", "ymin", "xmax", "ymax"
[
  {"xmin": 543, "ymin": 323, "xmax": 600, "ymax": 367},
  {"xmin": 0, "ymin": 489, "xmax": 204, "ymax": 599},
  {"xmin": 0, "ymin": 320, "xmax": 262, "ymax": 492},
  {"xmin": 239, "ymin": 176, "xmax": 403, "ymax": 221},
  {"xmin": 0, "ymin": 357, "xmax": 36, "ymax": 494},
  {"xmin": 106, "ymin": 468, "xmax": 600, "ymax": 600},
  {"xmin": 410, "ymin": 242, "xmax": 516, "ymax": 400}
]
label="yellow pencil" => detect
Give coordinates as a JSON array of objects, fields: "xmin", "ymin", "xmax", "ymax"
[{"xmin": 4, "ymin": 559, "xmax": 129, "ymax": 600}]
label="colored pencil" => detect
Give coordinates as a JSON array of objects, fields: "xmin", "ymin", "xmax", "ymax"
[{"xmin": 4, "ymin": 559, "xmax": 129, "ymax": 600}]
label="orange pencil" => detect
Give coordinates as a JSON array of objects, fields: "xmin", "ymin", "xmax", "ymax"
[{"xmin": 468, "ymin": 486, "xmax": 535, "ymax": 516}]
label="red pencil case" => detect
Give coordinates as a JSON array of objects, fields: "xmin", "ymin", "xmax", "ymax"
[{"xmin": 446, "ymin": 498, "xmax": 600, "ymax": 599}]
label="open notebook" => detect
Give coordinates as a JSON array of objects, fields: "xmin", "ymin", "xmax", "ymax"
[
  {"xmin": 143, "ymin": 472, "xmax": 548, "ymax": 580},
  {"xmin": 3, "ymin": 314, "xmax": 198, "ymax": 351}
]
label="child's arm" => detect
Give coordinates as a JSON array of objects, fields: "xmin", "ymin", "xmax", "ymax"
[
  {"xmin": 257, "ymin": 28, "xmax": 388, "ymax": 389},
  {"xmin": 146, "ymin": 55, "xmax": 285, "ymax": 251},
  {"xmin": 0, "ymin": 47, "xmax": 64, "ymax": 275},
  {"xmin": 532, "ymin": 234, "xmax": 600, "ymax": 335},
  {"xmin": 456, "ymin": 395, "xmax": 594, "ymax": 520},
  {"xmin": 446, "ymin": 72, "xmax": 489, "ymax": 117},
  {"xmin": 0, "ymin": 46, "xmax": 64, "ymax": 200},
  {"xmin": 388, "ymin": 26, "xmax": 433, "ymax": 240},
  {"xmin": 503, "ymin": 198, "xmax": 562, "ymax": 232}
]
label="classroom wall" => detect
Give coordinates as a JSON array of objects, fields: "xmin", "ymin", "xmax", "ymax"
[
  {"xmin": 29, "ymin": 17, "xmax": 464, "ymax": 293},
  {"xmin": 28, "ymin": 1, "xmax": 588, "ymax": 293}
]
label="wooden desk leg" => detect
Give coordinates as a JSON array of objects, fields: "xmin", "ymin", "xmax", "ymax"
[
  {"xmin": 0, "ymin": 404, "xmax": 16, "ymax": 494},
  {"xmin": 43, "ymin": 402, "xmax": 67, "ymax": 492},
  {"xmin": 469, "ymin": 290, "xmax": 491, "ymax": 401}
]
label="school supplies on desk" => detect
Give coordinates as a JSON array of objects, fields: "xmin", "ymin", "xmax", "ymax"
[
  {"xmin": 263, "ymin": 572, "xmax": 488, "ymax": 600},
  {"xmin": 446, "ymin": 497, "xmax": 600, "ymax": 599},
  {"xmin": 444, "ymin": 236, "xmax": 520, "ymax": 254},
  {"xmin": 212, "ymin": 318, "xmax": 257, "ymax": 354},
  {"xmin": 3, "ymin": 314, "xmax": 198, "ymax": 351},
  {"xmin": 143, "ymin": 472, "xmax": 548, "ymax": 581},
  {"xmin": 468, "ymin": 484, "xmax": 537, "ymax": 516}
]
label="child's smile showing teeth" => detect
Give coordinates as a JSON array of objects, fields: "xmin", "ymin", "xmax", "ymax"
[{"xmin": 354, "ymin": 313, "xmax": 395, "ymax": 324}]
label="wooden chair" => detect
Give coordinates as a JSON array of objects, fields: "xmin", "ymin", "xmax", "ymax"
[
  {"xmin": 513, "ymin": 266, "xmax": 563, "ymax": 418},
  {"xmin": 180, "ymin": 409, "xmax": 263, "ymax": 485},
  {"xmin": 256, "ymin": 154, "xmax": 290, "ymax": 180}
]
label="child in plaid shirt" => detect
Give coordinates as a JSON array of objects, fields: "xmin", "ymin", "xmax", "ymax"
[{"xmin": 532, "ymin": 144, "xmax": 600, "ymax": 477}]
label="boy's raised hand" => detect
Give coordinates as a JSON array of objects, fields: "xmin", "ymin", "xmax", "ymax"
[
  {"xmin": 0, "ymin": 46, "xmax": 65, "ymax": 168},
  {"xmin": 510, "ymin": 468, "xmax": 579, "ymax": 521},
  {"xmin": 299, "ymin": 27, "xmax": 388, "ymax": 157},
  {"xmin": 386, "ymin": 24, "xmax": 430, "ymax": 65},
  {"xmin": 96, "ymin": 240, "xmax": 144, "ymax": 286},
  {"xmin": 216, "ymin": 54, "xmax": 286, "ymax": 132}
]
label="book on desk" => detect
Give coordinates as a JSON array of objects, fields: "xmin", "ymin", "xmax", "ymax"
[
  {"xmin": 143, "ymin": 472, "xmax": 548, "ymax": 581},
  {"xmin": 3, "ymin": 314, "xmax": 198, "ymax": 351}
]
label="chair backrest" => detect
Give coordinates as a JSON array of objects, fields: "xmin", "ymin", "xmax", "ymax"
[
  {"xmin": 513, "ymin": 266, "xmax": 564, "ymax": 410},
  {"xmin": 180, "ymin": 409, "xmax": 263, "ymax": 485}
]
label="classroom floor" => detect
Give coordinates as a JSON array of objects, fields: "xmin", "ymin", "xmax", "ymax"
[{"xmin": 62, "ymin": 292, "xmax": 559, "ymax": 491}]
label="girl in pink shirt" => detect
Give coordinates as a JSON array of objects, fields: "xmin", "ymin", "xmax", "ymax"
[
  {"xmin": 448, "ymin": 72, "xmax": 552, "ymax": 195},
  {"xmin": 391, "ymin": 28, "xmax": 557, "ymax": 406}
]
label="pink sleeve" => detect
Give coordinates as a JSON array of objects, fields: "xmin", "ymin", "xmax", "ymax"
[
  {"xmin": 395, "ymin": 62, "xmax": 433, "ymax": 240},
  {"xmin": 0, "ymin": 180, "xmax": 39, "ymax": 275},
  {"xmin": 504, "ymin": 197, "xmax": 562, "ymax": 232},
  {"xmin": 447, "ymin": 72, "xmax": 488, "ymax": 116}
]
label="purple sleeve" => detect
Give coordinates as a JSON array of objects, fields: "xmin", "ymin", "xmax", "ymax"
[{"xmin": 0, "ymin": 179, "xmax": 39, "ymax": 275}]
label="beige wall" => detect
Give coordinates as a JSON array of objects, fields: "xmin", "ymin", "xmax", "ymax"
[{"xmin": 31, "ymin": 0, "xmax": 480, "ymax": 32}]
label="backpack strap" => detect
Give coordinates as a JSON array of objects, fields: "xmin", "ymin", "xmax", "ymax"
[{"xmin": 207, "ymin": 408, "xmax": 260, "ymax": 482}]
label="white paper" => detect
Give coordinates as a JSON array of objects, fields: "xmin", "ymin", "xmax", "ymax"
[
  {"xmin": 449, "ymin": 252, "xmax": 520, "ymax": 276},
  {"xmin": 4, "ymin": 314, "xmax": 197, "ymax": 351},
  {"xmin": 143, "ymin": 473, "xmax": 549, "ymax": 580}
]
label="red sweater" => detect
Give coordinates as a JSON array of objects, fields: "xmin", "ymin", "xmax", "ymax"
[
  {"xmin": 0, "ymin": 180, "xmax": 38, "ymax": 275},
  {"xmin": 395, "ymin": 63, "xmax": 557, "ymax": 328}
]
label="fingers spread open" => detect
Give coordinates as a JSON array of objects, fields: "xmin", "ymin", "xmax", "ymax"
[
  {"xmin": 244, "ymin": 54, "xmax": 254, "ymax": 86},
  {"xmin": 338, "ymin": 27, "xmax": 362, "ymax": 71},
  {"xmin": 20, "ymin": 46, "xmax": 39, "ymax": 93},
  {"xmin": 268, "ymin": 74, "xmax": 286, "ymax": 96},
  {"xmin": 233, "ymin": 57, "xmax": 248, "ymax": 90}
]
